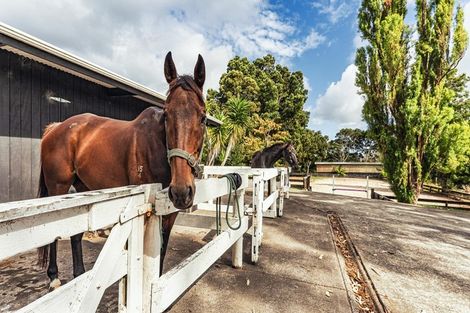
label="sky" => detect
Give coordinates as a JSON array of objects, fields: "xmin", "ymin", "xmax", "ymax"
[{"xmin": 1, "ymin": 0, "xmax": 469, "ymax": 138}]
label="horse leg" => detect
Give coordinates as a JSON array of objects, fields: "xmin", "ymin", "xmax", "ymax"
[
  {"xmin": 70, "ymin": 178, "xmax": 89, "ymax": 278},
  {"xmin": 45, "ymin": 182, "xmax": 74, "ymax": 290},
  {"xmin": 71, "ymin": 233, "xmax": 85, "ymax": 277},
  {"xmin": 47, "ymin": 240, "xmax": 60, "ymax": 290},
  {"xmin": 160, "ymin": 212, "xmax": 178, "ymax": 275}
]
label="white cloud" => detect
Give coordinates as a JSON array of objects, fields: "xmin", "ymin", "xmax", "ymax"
[
  {"xmin": 348, "ymin": 32, "xmax": 367, "ymax": 62},
  {"xmin": 353, "ymin": 33, "xmax": 366, "ymax": 49},
  {"xmin": 311, "ymin": 64, "xmax": 365, "ymax": 130},
  {"xmin": 0, "ymin": 0, "xmax": 324, "ymax": 94},
  {"xmin": 311, "ymin": 0, "xmax": 353, "ymax": 24},
  {"xmin": 303, "ymin": 76, "xmax": 312, "ymax": 92}
]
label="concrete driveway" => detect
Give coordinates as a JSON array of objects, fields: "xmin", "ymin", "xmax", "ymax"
[{"xmin": 1, "ymin": 190, "xmax": 469, "ymax": 312}]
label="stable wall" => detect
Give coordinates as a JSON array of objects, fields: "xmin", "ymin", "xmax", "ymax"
[{"xmin": 0, "ymin": 50, "xmax": 153, "ymax": 202}]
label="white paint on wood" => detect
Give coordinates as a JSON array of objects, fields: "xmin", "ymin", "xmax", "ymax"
[
  {"xmin": 196, "ymin": 202, "xmax": 234, "ymax": 213},
  {"xmin": 71, "ymin": 222, "xmax": 132, "ymax": 313},
  {"xmin": 151, "ymin": 216, "xmax": 248, "ymax": 312},
  {"xmin": 231, "ymin": 191, "xmax": 244, "ymax": 268},
  {"xmin": 126, "ymin": 215, "xmax": 144, "ymax": 312},
  {"xmin": 17, "ymin": 251, "xmax": 127, "ymax": 313},
  {"xmin": 262, "ymin": 190, "xmax": 279, "ymax": 213},
  {"xmin": 0, "ymin": 206, "xmax": 89, "ymax": 260},
  {"xmin": 142, "ymin": 215, "xmax": 161, "ymax": 313},
  {"xmin": 0, "ymin": 185, "xmax": 145, "ymax": 223},
  {"xmin": 2, "ymin": 172, "xmax": 282, "ymax": 312}
]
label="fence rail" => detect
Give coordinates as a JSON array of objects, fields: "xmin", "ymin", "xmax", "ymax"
[
  {"xmin": 422, "ymin": 184, "xmax": 470, "ymax": 201},
  {"xmin": 202, "ymin": 166, "xmax": 290, "ymax": 263},
  {"xmin": 1, "ymin": 168, "xmax": 290, "ymax": 312}
]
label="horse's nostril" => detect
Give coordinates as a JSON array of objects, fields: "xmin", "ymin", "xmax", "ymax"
[
  {"xmin": 168, "ymin": 185, "xmax": 193, "ymax": 207},
  {"xmin": 168, "ymin": 187, "xmax": 174, "ymax": 201}
]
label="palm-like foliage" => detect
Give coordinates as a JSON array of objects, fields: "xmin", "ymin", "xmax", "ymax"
[
  {"xmin": 221, "ymin": 97, "xmax": 252, "ymax": 166},
  {"xmin": 206, "ymin": 110, "xmax": 229, "ymax": 166}
]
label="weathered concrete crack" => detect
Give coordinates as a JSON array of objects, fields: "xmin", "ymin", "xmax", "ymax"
[{"xmin": 327, "ymin": 211, "xmax": 390, "ymax": 313}]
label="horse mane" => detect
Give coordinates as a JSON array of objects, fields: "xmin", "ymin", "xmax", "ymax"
[
  {"xmin": 167, "ymin": 75, "xmax": 204, "ymax": 104},
  {"xmin": 250, "ymin": 151, "xmax": 262, "ymax": 165},
  {"xmin": 261, "ymin": 142, "xmax": 288, "ymax": 153}
]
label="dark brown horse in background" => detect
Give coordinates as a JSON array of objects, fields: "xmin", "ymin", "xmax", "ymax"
[
  {"xmin": 250, "ymin": 142, "xmax": 298, "ymax": 169},
  {"xmin": 38, "ymin": 52, "xmax": 206, "ymax": 289}
]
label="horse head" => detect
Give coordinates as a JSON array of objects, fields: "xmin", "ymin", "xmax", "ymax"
[
  {"xmin": 164, "ymin": 52, "xmax": 206, "ymax": 209},
  {"xmin": 283, "ymin": 143, "xmax": 299, "ymax": 169}
]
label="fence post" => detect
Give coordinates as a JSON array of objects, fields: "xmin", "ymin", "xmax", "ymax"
[
  {"xmin": 285, "ymin": 167, "xmax": 291, "ymax": 199},
  {"xmin": 231, "ymin": 184, "xmax": 244, "ymax": 268},
  {"xmin": 263, "ymin": 176, "xmax": 277, "ymax": 218},
  {"xmin": 366, "ymin": 176, "xmax": 369, "ymax": 199},
  {"xmin": 127, "ymin": 215, "xmax": 145, "ymax": 312},
  {"xmin": 252, "ymin": 175, "xmax": 263, "ymax": 263},
  {"xmin": 277, "ymin": 170, "xmax": 285, "ymax": 217},
  {"xmin": 332, "ymin": 175, "xmax": 335, "ymax": 194},
  {"xmin": 143, "ymin": 185, "xmax": 162, "ymax": 313}
]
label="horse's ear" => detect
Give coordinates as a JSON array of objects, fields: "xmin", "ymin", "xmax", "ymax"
[
  {"xmin": 164, "ymin": 51, "xmax": 178, "ymax": 84},
  {"xmin": 194, "ymin": 54, "xmax": 205, "ymax": 89}
]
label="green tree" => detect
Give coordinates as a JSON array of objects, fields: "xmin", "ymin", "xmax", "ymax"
[
  {"xmin": 326, "ymin": 128, "xmax": 379, "ymax": 162},
  {"xmin": 356, "ymin": 0, "xmax": 468, "ymax": 203},
  {"xmin": 296, "ymin": 129, "xmax": 329, "ymax": 174},
  {"xmin": 208, "ymin": 55, "xmax": 309, "ymax": 138},
  {"xmin": 207, "ymin": 54, "xmax": 311, "ymax": 167},
  {"xmin": 432, "ymin": 121, "xmax": 470, "ymax": 188}
]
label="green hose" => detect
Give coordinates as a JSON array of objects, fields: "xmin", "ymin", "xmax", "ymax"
[{"xmin": 215, "ymin": 174, "xmax": 242, "ymax": 235}]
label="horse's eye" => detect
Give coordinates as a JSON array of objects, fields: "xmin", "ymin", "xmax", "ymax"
[{"xmin": 201, "ymin": 115, "xmax": 207, "ymax": 125}]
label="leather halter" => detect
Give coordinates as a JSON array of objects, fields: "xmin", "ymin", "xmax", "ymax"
[
  {"xmin": 167, "ymin": 148, "xmax": 202, "ymax": 177},
  {"xmin": 166, "ymin": 119, "xmax": 206, "ymax": 178}
]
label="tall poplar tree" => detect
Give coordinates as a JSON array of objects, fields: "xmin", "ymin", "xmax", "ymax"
[{"xmin": 356, "ymin": 0, "xmax": 468, "ymax": 203}]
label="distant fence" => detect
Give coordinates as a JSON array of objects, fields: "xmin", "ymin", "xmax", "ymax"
[
  {"xmin": 332, "ymin": 175, "xmax": 370, "ymax": 198},
  {"xmin": 371, "ymin": 188, "xmax": 470, "ymax": 209},
  {"xmin": 289, "ymin": 173, "xmax": 311, "ymax": 190},
  {"xmin": 422, "ymin": 184, "xmax": 470, "ymax": 201},
  {"xmin": 315, "ymin": 162, "xmax": 383, "ymax": 178}
]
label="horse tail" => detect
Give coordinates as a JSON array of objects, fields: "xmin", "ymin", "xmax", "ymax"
[{"xmin": 37, "ymin": 166, "xmax": 49, "ymax": 268}]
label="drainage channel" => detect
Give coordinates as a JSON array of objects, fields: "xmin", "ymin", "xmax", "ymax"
[{"xmin": 327, "ymin": 212, "xmax": 389, "ymax": 313}]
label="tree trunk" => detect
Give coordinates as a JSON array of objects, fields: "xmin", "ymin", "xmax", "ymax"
[{"xmin": 221, "ymin": 140, "xmax": 234, "ymax": 166}]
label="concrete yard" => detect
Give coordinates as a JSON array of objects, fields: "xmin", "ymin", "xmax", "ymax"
[{"xmin": 1, "ymin": 190, "xmax": 469, "ymax": 312}]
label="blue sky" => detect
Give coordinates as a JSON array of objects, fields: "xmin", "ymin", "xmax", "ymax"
[{"xmin": 1, "ymin": 0, "xmax": 469, "ymax": 138}]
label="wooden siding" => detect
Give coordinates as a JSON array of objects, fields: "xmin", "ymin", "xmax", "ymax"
[
  {"xmin": 0, "ymin": 50, "xmax": 153, "ymax": 202},
  {"xmin": 315, "ymin": 162, "xmax": 383, "ymax": 175}
]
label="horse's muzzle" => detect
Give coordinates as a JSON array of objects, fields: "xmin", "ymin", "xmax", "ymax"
[{"xmin": 168, "ymin": 184, "xmax": 194, "ymax": 209}]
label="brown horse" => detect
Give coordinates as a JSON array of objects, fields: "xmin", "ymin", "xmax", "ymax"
[{"xmin": 37, "ymin": 52, "xmax": 207, "ymax": 289}]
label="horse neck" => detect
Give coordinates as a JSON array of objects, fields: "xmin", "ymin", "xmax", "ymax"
[
  {"xmin": 133, "ymin": 108, "xmax": 170, "ymax": 183},
  {"xmin": 264, "ymin": 145, "xmax": 285, "ymax": 167}
]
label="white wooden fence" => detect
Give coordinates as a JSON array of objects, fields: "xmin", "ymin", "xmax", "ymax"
[
  {"xmin": 0, "ymin": 167, "xmax": 290, "ymax": 312},
  {"xmin": 201, "ymin": 166, "xmax": 290, "ymax": 263}
]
